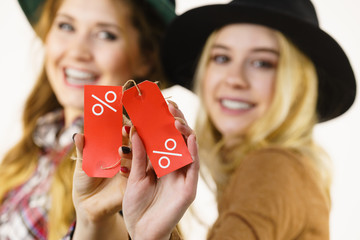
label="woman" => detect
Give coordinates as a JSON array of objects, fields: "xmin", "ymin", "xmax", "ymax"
[
  {"xmin": 0, "ymin": 0, "xmax": 177, "ymax": 239},
  {"xmin": 162, "ymin": 0, "xmax": 356, "ymax": 239}
]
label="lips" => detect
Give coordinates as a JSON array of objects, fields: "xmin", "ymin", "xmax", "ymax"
[
  {"xmin": 64, "ymin": 68, "xmax": 98, "ymax": 86},
  {"xmin": 220, "ymin": 98, "xmax": 254, "ymax": 111}
]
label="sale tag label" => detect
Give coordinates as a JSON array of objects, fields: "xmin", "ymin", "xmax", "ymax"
[
  {"xmin": 83, "ymin": 85, "xmax": 123, "ymax": 178},
  {"xmin": 122, "ymin": 81, "xmax": 193, "ymax": 178}
]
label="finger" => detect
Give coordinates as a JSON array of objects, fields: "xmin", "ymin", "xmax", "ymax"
[
  {"xmin": 129, "ymin": 125, "xmax": 136, "ymax": 141},
  {"xmin": 73, "ymin": 133, "xmax": 85, "ymax": 171},
  {"xmin": 122, "ymin": 125, "xmax": 131, "ymax": 146},
  {"xmin": 119, "ymin": 146, "xmax": 132, "ymax": 177},
  {"xmin": 128, "ymin": 130, "xmax": 148, "ymax": 181},
  {"xmin": 122, "ymin": 125, "xmax": 131, "ymax": 137},
  {"xmin": 72, "ymin": 133, "xmax": 96, "ymax": 197},
  {"xmin": 174, "ymin": 117, "xmax": 194, "ymax": 138},
  {"xmin": 167, "ymin": 100, "xmax": 187, "ymax": 124},
  {"xmin": 167, "ymin": 99, "xmax": 179, "ymax": 110},
  {"xmin": 184, "ymin": 134, "xmax": 199, "ymax": 200}
]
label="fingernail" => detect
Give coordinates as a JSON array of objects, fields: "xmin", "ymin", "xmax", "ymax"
[
  {"xmin": 167, "ymin": 100, "xmax": 179, "ymax": 109},
  {"xmin": 130, "ymin": 126, "xmax": 137, "ymax": 139},
  {"xmin": 124, "ymin": 125, "xmax": 131, "ymax": 134},
  {"xmin": 72, "ymin": 133, "xmax": 77, "ymax": 143},
  {"xmin": 175, "ymin": 117, "xmax": 186, "ymax": 125},
  {"xmin": 121, "ymin": 146, "xmax": 131, "ymax": 154},
  {"xmin": 120, "ymin": 166, "xmax": 129, "ymax": 174}
]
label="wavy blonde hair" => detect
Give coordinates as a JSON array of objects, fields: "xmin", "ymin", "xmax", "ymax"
[
  {"xmin": 194, "ymin": 29, "xmax": 332, "ymax": 201},
  {"xmin": 0, "ymin": 0, "xmax": 169, "ymax": 239}
]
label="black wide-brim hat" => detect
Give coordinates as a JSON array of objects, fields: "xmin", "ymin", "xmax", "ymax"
[{"xmin": 162, "ymin": 0, "xmax": 357, "ymax": 122}]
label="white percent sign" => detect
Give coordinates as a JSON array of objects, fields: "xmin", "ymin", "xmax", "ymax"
[
  {"xmin": 153, "ymin": 138, "xmax": 182, "ymax": 169},
  {"xmin": 92, "ymin": 91, "xmax": 117, "ymax": 116}
]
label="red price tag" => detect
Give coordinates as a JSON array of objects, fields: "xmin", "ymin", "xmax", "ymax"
[
  {"xmin": 83, "ymin": 85, "xmax": 123, "ymax": 178},
  {"xmin": 123, "ymin": 81, "xmax": 193, "ymax": 178}
]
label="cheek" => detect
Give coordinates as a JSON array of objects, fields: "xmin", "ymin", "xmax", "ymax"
[
  {"xmin": 203, "ymin": 66, "xmax": 221, "ymax": 95},
  {"xmin": 202, "ymin": 74, "xmax": 221, "ymax": 128},
  {"xmin": 44, "ymin": 34, "xmax": 66, "ymax": 78},
  {"xmin": 254, "ymin": 77, "xmax": 275, "ymax": 112},
  {"xmin": 45, "ymin": 31, "xmax": 64, "ymax": 62},
  {"xmin": 202, "ymin": 74, "xmax": 216, "ymax": 107},
  {"xmin": 263, "ymin": 79, "xmax": 275, "ymax": 103},
  {"xmin": 44, "ymin": 50, "xmax": 58, "ymax": 87}
]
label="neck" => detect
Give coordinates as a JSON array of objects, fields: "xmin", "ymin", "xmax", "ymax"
[{"xmin": 64, "ymin": 107, "xmax": 83, "ymax": 128}]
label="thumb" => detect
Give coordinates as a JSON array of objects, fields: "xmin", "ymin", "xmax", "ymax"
[
  {"xmin": 128, "ymin": 130, "xmax": 147, "ymax": 181},
  {"xmin": 73, "ymin": 133, "xmax": 85, "ymax": 172},
  {"xmin": 72, "ymin": 133, "xmax": 95, "ymax": 197}
]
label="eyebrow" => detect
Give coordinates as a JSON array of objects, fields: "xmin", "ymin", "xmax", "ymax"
[
  {"xmin": 56, "ymin": 13, "xmax": 121, "ymax": 30},
  {"xmin": 212, "ymin": 44, "xmax": 279, "ymax": 55},
  {"xmin": 56, "ymin": 13, "xmax": 73, "ymax": 21},
  {"xmin": 253, "ymin": 48, "xmax": 279, "ymax": 55}
]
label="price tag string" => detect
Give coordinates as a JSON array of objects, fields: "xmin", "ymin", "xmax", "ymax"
[
  {"xmin": 101, "ymin": 158, "xmax": 121, "ymax": 170},
  {"xmin": 123, "ymin": 79, "xmax": 143, "ymax": 96}
]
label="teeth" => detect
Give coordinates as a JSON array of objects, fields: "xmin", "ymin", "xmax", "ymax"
[
  {"xmin": 65, "ymin": 68, "xmax": 96, "ymax": 80},
  {"xmin": 66, "ymin": 77, "xmax": 96, "ymax": 85},
  {"xmin": 221, "ymin": 99, "xmax": 252, "ymax": 110}
]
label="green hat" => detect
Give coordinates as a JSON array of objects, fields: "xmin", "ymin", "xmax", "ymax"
[
  {"xmin": 147, "ymin": 0, "xmax": 176, "ymax": 25},
  {"xmin": 18, "ymin": 0, "xmax": 176, "ymax": 27},
  {"xmin": 18, "ymin": 0, "xmax": 43, "ymax": 26}
]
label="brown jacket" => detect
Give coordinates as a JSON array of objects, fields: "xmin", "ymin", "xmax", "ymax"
[{"xmin": 207, "ymin": 148, "xmax": 330, "ymax": 239}]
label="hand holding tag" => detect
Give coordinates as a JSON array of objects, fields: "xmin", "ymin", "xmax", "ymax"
[{"xmin": 122, "ymin": 81, "xmax": 193, "ymax": 178}]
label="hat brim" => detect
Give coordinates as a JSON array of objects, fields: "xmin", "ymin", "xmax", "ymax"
[
  {"xmin": 18, "ymin": 0, "xmax": 44, "ymax": 26},
  {"xmin": 18, "ymin": 0, "xmax": 177, "ymax": 27},
  {"xmin": 162, "ymin": 4, "xmax": 356, "ymax": 122}
]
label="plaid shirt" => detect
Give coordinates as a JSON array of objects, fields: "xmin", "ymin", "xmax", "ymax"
[
  {"xmin": 0, "ymin": 110, "xmax": 82, "ymax": 240},
  {"xmin": 61, "ymin": 222, "xmax": 76, "ymax": 240}
]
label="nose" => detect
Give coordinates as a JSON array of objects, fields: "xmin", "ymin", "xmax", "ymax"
[
  {"xmin": 224, "ymin": 63, "xmax": 249, "ymax": 88},
  {"xmin": 68, "ymin": 33, "xmax": 93, "ymax": 61}
]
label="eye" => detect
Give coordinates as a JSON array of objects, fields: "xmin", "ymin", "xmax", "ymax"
[
  {"xmin": 58, "ymin": 22, "xmax": 74, "ymax": 32},
  {"xmin": 252, "ymin": 60, "xmax": 276, "ymax": 69},
  {"xmin": 97, "ymin": 31, "xmax": 118, "ymax": 41},
  {"xmin": 212, "ymin": 55, "xmax": 230, "ymax": 64}
]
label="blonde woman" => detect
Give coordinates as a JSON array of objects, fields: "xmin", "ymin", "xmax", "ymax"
[
  {"xmin": 0, "ymin": 0, "xmax": 177, "ymax": 239},
  {"xmin": 162, "ymin": 0, "xmax": 357, "ymax": 239}
]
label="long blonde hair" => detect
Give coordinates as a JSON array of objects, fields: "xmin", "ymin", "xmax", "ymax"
[
  {"xmin": 195, "ymin": 29, "xmax": 332, "ymax": 201},
  {"xmin": 0, "ymin": 0, "xmax": 169, "ymax": 239}
]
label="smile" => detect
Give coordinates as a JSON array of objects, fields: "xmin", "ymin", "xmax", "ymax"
[
  {"xmin": 220, "ymin": 99, "xmax": 254, "ymax": 110},
  {"xmin": 65, "ymin": 68, "xmax": 98, "ymax": 86}
]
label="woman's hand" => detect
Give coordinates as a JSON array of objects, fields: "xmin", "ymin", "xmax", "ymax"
[
  {"xmin": 122, "ymin": 100, "xmax": 200, "ymax": 240},
  {"xmin": 72, "ymin": 132, "xmax": 129, "ymax": 240}
]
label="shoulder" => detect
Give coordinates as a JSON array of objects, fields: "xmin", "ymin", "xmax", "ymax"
[
  {"xmin": 236, "ymin": 147, "xmax": 308, "ymax": 180},
  {"xmin": 222, "ymin": 147, "xmax": 324, "ymax": 207},
  {"xmin": 213, "ymin": 147, "xmax": 330, "ymax": 239},
  {"xmin": 245, "ymin": 147, "xmax": 304, "ymax": 165}
]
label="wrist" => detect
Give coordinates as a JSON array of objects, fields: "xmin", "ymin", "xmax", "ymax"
[
  {"xmin": 73, "ymin": 213, "xmax": 128, "ymax": 240},
  {"xmin": 130, "ymin": 234, "xmax": 171, "ymax": 240},
  {"xmin": 130, "ymin": 228, "xmax": 173, "ymax": 240}
]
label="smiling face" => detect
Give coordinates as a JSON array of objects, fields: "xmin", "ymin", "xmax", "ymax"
[
  {"xmin": 202, "ymin": 24, "xmax": 279, "ymax": 138},
  {"xmin": 45, "ymin": 0, "xmax": 150, "ymax": 124}
]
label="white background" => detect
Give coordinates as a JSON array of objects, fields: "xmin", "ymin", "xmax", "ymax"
[{"xmin": 0, "ymin": 0, "xmax": 359, "ymax": 239}]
